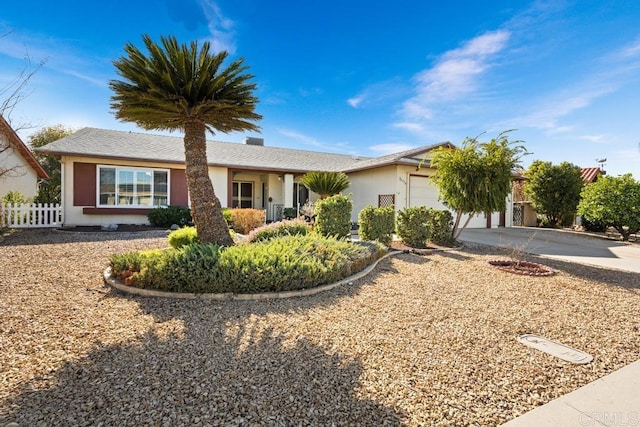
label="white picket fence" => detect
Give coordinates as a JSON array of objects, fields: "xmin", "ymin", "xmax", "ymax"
[{"xmin": 1, "ymin": 203, "xmax": 63, "ymax": 228}]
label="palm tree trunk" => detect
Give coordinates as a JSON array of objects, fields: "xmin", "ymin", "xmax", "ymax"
[{"xmin": 183, "ymin": 119, "xmax": 233, "ymax": 246}]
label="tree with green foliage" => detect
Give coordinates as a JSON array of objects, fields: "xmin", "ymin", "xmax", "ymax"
[
  {"xmin": 109, "ymin": 35, "xmax": 261, "ymax": 246},
  {"xmin": 430, "ymin": 131, "xmax": 527, "ymax": 239},
  {"xmin": 29, "ymin": 125, "xmax": 74, "ymax": 204},
  {"xmin": 524, "ymin": 160, "xmax": 583, "ymax": 227},
  {"xmin": 578, "ymin": 174, "xmax": 640, "ymax": 241},
  {"xmin": 300, "ymin": 171, "xmax": 350, "ymax": 199}
]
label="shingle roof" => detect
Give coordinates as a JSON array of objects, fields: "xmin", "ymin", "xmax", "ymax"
[
  {"xmin": 37, "ymin": 127, "xmax": 450, "ymax": 174},
  {"xmin": 0, "ymin": 115, "xmax": 48, "ymax": 179},
  {"xmin": 342, "ymin": 142, "xmax": 453, "ymax": 172}
]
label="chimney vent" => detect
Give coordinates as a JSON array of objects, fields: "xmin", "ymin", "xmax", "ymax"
[{"xmin": 243, "ymin": 137, "xmax": 264, "ymax": 146}]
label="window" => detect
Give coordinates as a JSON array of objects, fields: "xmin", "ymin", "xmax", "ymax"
[
  {"xmin": 98, "ymin": 166, "xmax": 169, "ymax": 207},
  {"xmin": 232, "ymin": 181, "xmax": 253, "ymax": 208}
]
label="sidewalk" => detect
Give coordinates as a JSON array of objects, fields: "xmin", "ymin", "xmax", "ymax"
[{"xmin": 502, "ymin": 359, "xmax": 640, "ymax": 426}]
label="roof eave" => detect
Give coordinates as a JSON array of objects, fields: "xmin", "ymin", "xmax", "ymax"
[{"xmin": 0, "ymin": 116, "xmax": 49, "ymax": 179}]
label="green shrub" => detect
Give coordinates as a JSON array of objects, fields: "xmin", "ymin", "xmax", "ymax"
[
  {"xmin": 2, "ymin": 191, "xmax": 29, "ymax": 205},
  {"xmin": 168, "ymin": 226, "xmax": 199, "ymax": 248},
  {"xmin": 315, "ymin": 194, "xmax": 352, "ymax": 239},
  {"xmin": 110, "ymin": 234, "xmax": 386, "ymax": 294},
  {"xmin": 358, "ymin": 205, "xmax": 395, "ymax": 245},
  {"xmin": 581, "ymin": 216, "xmax": 607, "ymax": 232},
  {"xmin": 246, "ymin": 219, "xmax": 310, "ymax": 243},
  {"xmin": 147, "ymin": 205, "xmax": 191, "ymax": 228},
  {"xmin": 224, "ymin": 208, "xmax": 265, "ymax": 234},
  {"xmin": 221, "ymin": 208, "xmax": 233, "ymax": 228},
  {"xmin": 428, "ymin": 209, "xmax": 454, "ymax": 246},
  {"xmin": 283, "ymin": 207, "xmax": 297, "ymax": 219},
  {"xmin": 396, "ymin": 206, "xmax": 431, "ymax": 248}
]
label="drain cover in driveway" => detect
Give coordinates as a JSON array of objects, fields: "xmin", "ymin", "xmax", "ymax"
[{"xmin": 518, "ymin": 334, "xmax": 593, "ymax": 364}]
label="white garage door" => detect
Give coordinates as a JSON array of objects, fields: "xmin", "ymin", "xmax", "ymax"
[
  {"xmin": 408, "ymin": 175, "xmax": 445, "ymax": 209},
  {"xmin": 408, "ymin": 175, "xmax": 488, "ymax": 228}
]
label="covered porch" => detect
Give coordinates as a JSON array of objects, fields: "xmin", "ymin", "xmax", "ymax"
[{"xmin": 225, "ymin": 170, "xmax": 317, "ymax": 222}]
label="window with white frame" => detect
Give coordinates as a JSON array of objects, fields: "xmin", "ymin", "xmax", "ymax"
[{"xmin": 98, "ymin": 166, "xmax": 169, "ymax": 207}]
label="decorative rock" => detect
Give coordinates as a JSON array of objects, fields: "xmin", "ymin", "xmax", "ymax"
[{"xmin": 170, "ymin": 224, "xmax": 180, "ymax": 230}]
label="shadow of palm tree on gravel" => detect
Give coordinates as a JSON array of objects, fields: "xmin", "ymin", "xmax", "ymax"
[{"xmin": 1, "ymin": 286, "xmax": 404, "ymax": 426}]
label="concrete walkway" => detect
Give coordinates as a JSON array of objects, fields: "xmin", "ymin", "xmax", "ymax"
[
  {"xmin": 459, "ymin": 227, "xmax": 640, "ymax": 273},
  {"xmin": 502, "ymin": 360, "xmax": 640, "ymax": 426},
  {"xmin": 458, "ymin": 227, "xmax": 640, "ymax": 426}
]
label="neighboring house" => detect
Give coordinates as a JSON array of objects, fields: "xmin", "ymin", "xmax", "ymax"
[
  {"xmin": 512, "ymin": 166, "xmax": 605, "ymax": 227},
  {"xmin": 580, "ymin": 167, "xmax": 604, "ymax": 184},
  {"xmin": 0, "ymin": 115, "xmax": 48, "ymax": 200},
  {"xmin": 37, "ymin": 127, "xmax": 512, "ymax": 228}
]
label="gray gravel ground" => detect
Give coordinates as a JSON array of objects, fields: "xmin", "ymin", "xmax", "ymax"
[{"xmin": 1, "ymin": 229, "xmax": 639, "ymax": 426}]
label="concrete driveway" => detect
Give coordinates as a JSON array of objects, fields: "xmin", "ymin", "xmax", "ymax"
[{"xmin": 459, "ymin": 227, "xmax": 640, "ymax": 273}]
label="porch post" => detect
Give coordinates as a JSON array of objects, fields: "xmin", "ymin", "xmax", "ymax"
[{"xmin": 283, "ymin": 174, "xmax": 294, "ymax": 207}]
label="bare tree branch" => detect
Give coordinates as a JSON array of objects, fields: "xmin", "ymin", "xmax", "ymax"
[{"xmin": 0, "ymin": 30, "xmax": 48, "ymax": 131}]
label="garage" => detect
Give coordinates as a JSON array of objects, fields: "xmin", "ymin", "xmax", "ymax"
[{"xmin": 408, "ymin": 174, "xmax": 489, "ymax": 228}]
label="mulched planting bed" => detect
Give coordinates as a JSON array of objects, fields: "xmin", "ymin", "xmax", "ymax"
[
  {"xmin": 1, "ymin": 229, "xmax": 639, "ymax": 426},
  {"xmin": 488, "ymin": 259, "xmax": 556, "ymax": 276}
]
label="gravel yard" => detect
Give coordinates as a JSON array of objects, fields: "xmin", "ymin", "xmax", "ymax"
[{"xmin": 1, "ymin": 229, "xmax": 639, "ymax": 426}]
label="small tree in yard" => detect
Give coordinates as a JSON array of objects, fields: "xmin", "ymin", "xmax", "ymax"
[
  {"xmin": 110, "ymin": 35, "xmax": 261, "ymax": 246},
  {"xmin": 524, "ymin": 160, "xmax": 583, "ymax": 227},
  {"xmin": 30, "ymin": 125, "xmax": 74, "ymax": 204},
  {"xmin": 430, "ymin": 131, "xmax": 527, "ymax": 240},
  {"xmin": 578, "ymin": 174, "xmax": 640, "ymax": 241}
]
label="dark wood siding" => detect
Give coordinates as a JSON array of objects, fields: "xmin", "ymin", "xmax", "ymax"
[
  {"xmin": 169, "ymin": 169, "xmax": 189, "ymax": 206},
  {"xmin": 73, "ymin": 162, "xmax": 96, "ymax": 206}
]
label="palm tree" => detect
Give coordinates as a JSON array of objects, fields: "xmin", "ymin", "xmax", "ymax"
[
  {"xmin": 300, "ymin": 171, "xmax": 350, "ymax": 199},
  {"xmin": 109, "ymin": 35, "xmax": 262, "ymax": 245}
]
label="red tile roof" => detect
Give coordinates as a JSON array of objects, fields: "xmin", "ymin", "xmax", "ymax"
[{"xmin": 581, "ymin": 167, "xmax": 602, "ymax": 183}]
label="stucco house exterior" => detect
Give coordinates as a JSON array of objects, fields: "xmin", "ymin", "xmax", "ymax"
[
  {"xmin": 38, "ymin": 127, "xmax": 512, "ymax": 228},
  {"xmin": 0, "ymin": 115, "xmax": 48, "ymax": 200}
]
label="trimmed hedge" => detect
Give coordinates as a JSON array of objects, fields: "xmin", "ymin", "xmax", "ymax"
[
  {"xmin": 428, "ymin": 209, "xmax": 454, "ymax": 246},
  {"xmin": 110, "ymin": 234, "xmax": 386, "ymax": 294},
  {"xmin": 396, "ymin": 207, "xmax": 454, "ymax": 247},
  {"xmin": 358, "ymin": 205, "xmax": 395, "ymax": 245},
  {"xmin": 168, "ymin": 226, "xmax": 199, "ymax": 248},
  {"xmin": 315, "ymin": 194, "xmax": 352, "ymax": 239},
  {"xmin": 246, "ymin": 219, "xmax": 310, "ymax": 243},
  {"xmin": 396, "ymin": 206, "xmax": 431, "ymax": 248},
  {"xmin": 147, "ymin": 206, "xmax": 191, "ymax": 228}
]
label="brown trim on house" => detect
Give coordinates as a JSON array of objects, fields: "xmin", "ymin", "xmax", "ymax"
[
  {"xmin": 83, "ymin": 207, "xmax": 152, "ymax": 215},
  {"xmin": 486, "ymin": 213, "xmax": 491, "ymax": 228},
  {"xmin": 0, "ymin": 115, "xmax": 49, "ymax": 179},
  {"xmin": 227, "ymin": 169, "xmax": 234, "ymax": 207},
  {"xmin": 73, "ymin": 162, "xmax": 97, "ymax": 206},
  {"xmin": 499, "ymin": 211, "xmax": 506, "ymax": 227},
  {"xmin": 169, "ymin": 168, "xmax": 188, "ymax": 206}
]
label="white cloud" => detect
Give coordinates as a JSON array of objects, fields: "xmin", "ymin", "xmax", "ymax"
[
  {"xmin": 369, "ymin": 142, "xmax": 416, "ymax": 155},
  {"xmin": 618, "ymin": 38, "xmax": 640, "ymax": 59},
  {"xmin": 200, "ymin": 0, "xmax": 236, "ymax": 54},
  {"xmin": 347, "ymin": 95, "xmax": 364, "ymax": 108},
  {"xmin": 277, "ymin": 128, "xmax": 323, "ymax": 147},
  {"xmin": 579, "ymin": 134, "xmax": 606, "ymax": 143},
  {"xmin": 399, "ymin": 30, "xmax": 510, "ymax": 121},
  {"xmin": 347, "ymin": 78, "xmax": 409, "ymax": 109},
  {"xmin": 392, "ymin": 121, "xmax": 424, "ymax": 133}
]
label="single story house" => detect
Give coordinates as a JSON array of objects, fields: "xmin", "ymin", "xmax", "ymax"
[
  {"xmin": 0, "ymin": 115, "xmax": 49, "ymax": 200},
  {"xmin": 38, "ymin": 127, "xmax": 513, "ymax": 228}
]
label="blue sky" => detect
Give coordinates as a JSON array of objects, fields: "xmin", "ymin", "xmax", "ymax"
[{"xmin": 1, "ymin": 0, "xmax": 639, "ymax": 177}]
